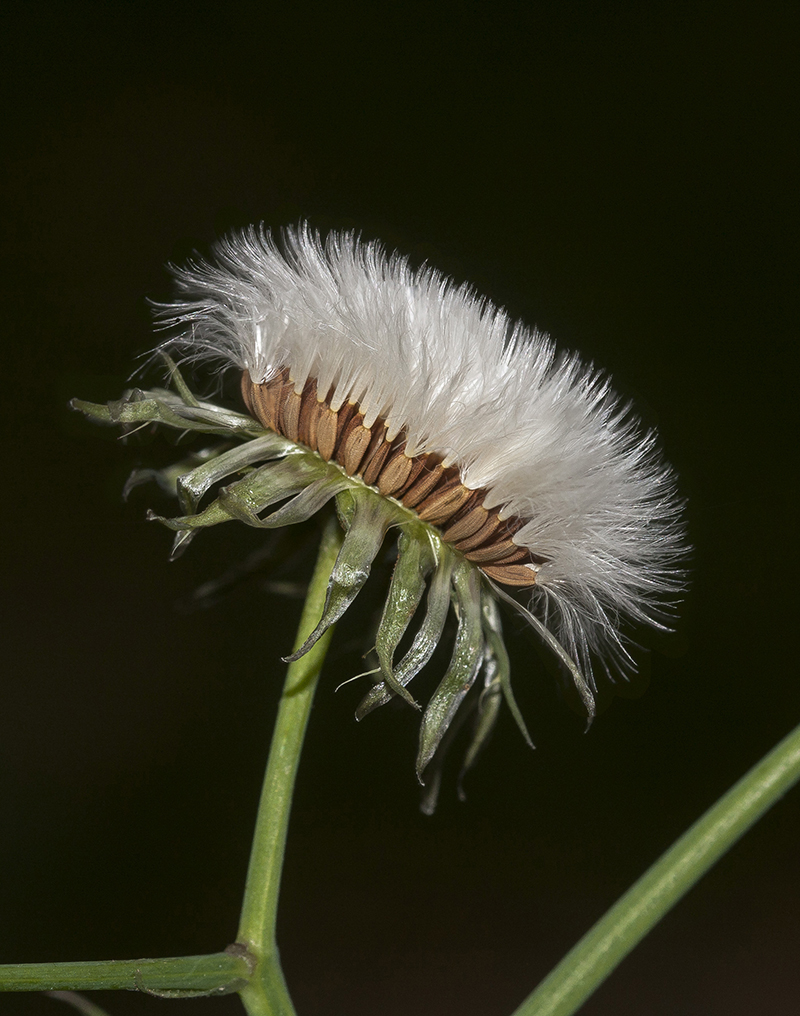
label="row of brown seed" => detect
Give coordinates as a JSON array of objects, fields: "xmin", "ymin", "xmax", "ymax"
[{"xmin": 240, "ymin": 368, "xmax": 542, "ymax": 586}]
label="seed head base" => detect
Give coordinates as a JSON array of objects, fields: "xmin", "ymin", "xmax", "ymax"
[
  {"xmin": 72, "ymin": 367, "xmax": 539, "ymax": 807},
  {"xmin": 241, "ymin": 369, "xmax": 544, "ymax": 588}
]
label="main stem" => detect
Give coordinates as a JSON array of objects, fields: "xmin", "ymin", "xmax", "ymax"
[
  {"xmin": 511, "ymin": 718, "xmax": 800, "ymax": 1016},
  {"xmin": 236, "ymin": 516, "xmax": 342, "ymax": 1016}
]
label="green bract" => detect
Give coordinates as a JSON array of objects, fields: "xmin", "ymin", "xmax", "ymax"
[{"xmin": 73, "ymin": 362, "xmax": 532, "ymax": 809}]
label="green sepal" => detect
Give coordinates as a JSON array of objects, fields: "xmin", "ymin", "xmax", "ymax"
[
  {"xmin": 490, "ymin": 581, "xmax": 596, "ymax": 728},
  {"xmin": 149, "ymin": 456, "xmax": 327, "ymax": 531},
  {"xmin": 123, "ymin": 446, "xmax": 229, "ymax": 501},
  {"xmin": 456, "ymin": 679, "xmax": 503, "ymax": 802},
  {"xmin": 283, "ymin": 488, "xmax": 402, "ymax": 663},
  {"xmin": 455, "ymin": 589, "xmax": 527, "ymax": 802},
  {"xmin": 175, "ymin": 434, "xmax": 294, "ymax": 514},
  {"xmin": 416, "ymin": 559, "xmax": 485, "ymax": 779},
  {"xmin": 160, "ymin": 353, "xmax": 200, "ymax": 407},
  {"xmin": 356, "ymin": 546, "xmax": 454, "ymax": 719},
  {"xmin": 481, "ymin": 587, "xmax": 534, "ymax": 750},
  {"xmin": 71, "ymin": 388, "xmax": 264, "ymax": 439},
  {"xmin": 372, "ymin": 525, "xmax": 438, "ymax": 709},
  {"xmin": 219, "ymin": 473, "xmax": 352, "ymax": 529}
]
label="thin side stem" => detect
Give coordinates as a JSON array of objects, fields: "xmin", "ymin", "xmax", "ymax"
[
  {"xmin": 237, "ymin": 516, "xmax": 342, "ymax": 1016},
  {"xmin": 512, "ymin": 719, "xmax": 800, "ymax": 1016},
  {"xmin": 0, "ymin": 953, "xmax": 248, "ymax": 994}
]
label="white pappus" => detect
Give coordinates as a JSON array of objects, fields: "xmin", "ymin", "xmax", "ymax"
[{"xmin": 154, "ymin": 223, "xmax": 686, "ymax": 687}]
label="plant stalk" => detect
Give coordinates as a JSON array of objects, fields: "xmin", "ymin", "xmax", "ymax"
[
  {"xmin": 512, "ymin": 719, "xmax": 800, "ymax": 1016},
  {"xmin": 236, "ymin": 516, "xmax": 342, "ymax": 1016}
]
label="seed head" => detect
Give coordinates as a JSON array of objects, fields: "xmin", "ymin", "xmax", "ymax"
[{"xmin": 74, "ymin": 223, "xmax": 686, "ymax": 808}]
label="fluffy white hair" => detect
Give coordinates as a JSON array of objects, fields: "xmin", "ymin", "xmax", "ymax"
[{"xmin": 155, "ymin": 223, "xmax": 685, "ymax": 677}]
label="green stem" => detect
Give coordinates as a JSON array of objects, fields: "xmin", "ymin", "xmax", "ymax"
[
  {"xmin": 512, "ymin": 719, "xmax": 800, "ymax": 1016},
  {"xmin": 237, "ymin": 516, "xmax": 342, "ymax": 1016},
  {"xmin": 0, "ymin": 953, "xmax": 248, "ymax": 994}
]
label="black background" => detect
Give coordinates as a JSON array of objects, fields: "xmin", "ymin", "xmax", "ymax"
[{"xmin": 1, "ymin": 4, "xmax": 798, "ymax": 1015}]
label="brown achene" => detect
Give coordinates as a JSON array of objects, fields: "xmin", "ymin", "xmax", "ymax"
[{"xmin": 241, "ymin": 369, "xmax": 542, "ymax": 587}]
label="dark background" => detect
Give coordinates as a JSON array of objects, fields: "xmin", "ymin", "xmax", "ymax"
[{"xmin": 1, "ymin": 4, "xmax": 797, "ymax": 1015}]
